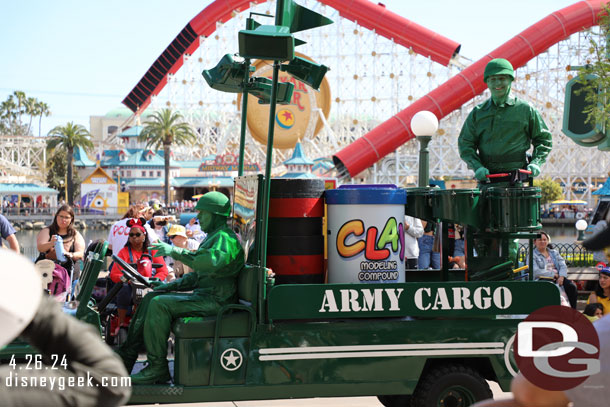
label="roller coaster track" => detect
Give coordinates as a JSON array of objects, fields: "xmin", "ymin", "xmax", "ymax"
[
  {"xmin": 120, "ymin": 0, "xmax": 606, "ymax": 183},
  {"xmin": 333, "ymin": 0, "xmax": 608, "ymax": 178}
]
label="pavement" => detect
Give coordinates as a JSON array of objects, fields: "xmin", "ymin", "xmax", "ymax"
[{"xmin": 131, "ymin": 381, "xmax": 511, "ymax": 406}]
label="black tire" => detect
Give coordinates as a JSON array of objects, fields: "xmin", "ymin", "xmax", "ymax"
[
  {"xmin": 118, "ymin": 326, "xmax": 128, "ymax": 346},
  {"xmin": 411, "ymin": 364, "xmax": 492, "ymax": 407},
  {"xmin": 377, "ymin": 395, "xmax": 412, "ymax": 407},
  {"xmin": 103, "ymin": 315, "xmax": 115, "ymax": 346}
]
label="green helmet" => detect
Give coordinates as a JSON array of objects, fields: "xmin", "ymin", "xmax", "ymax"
[
  {"xmin": 484, "ymin": 58, "xmax": 514, "ymax": 82},
  {"xmin": 195, "ymin": 191, "xmax": 231, "ymax": 217}
]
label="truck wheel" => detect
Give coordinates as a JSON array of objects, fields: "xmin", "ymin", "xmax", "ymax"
[
  {"xmin": 117, "ymin": 326, "xmax": 128, "ymax": 346},
  {"xmin": 377, "ymin": 395, "xmax": 411, "ymax": 407},
  {"xmin": 103, "ymin": 315, "xmax": 115, "ymax": 346},
  {"xmin": 412, "ymin": 364, "xmax": 492, "ymax": 407}
]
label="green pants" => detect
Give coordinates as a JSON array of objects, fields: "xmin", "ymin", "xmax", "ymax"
[{"xmin": 121, "ymin": 290, "xmax": 222, "ymax": 362}]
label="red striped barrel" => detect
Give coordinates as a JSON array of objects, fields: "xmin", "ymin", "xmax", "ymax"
[{"xmin": 267, "ymin": 178, "xmax": 325, "ymax": 284}]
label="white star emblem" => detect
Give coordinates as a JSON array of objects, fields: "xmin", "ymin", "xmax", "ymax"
[{"xmin": 220, "ymin": 348, "xmax": 243, "ymax": 371}]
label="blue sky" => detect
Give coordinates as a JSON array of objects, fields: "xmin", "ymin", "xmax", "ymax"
[{"xmin": 0, "ymin": 0, "xmax": 578, "ymax": 136}]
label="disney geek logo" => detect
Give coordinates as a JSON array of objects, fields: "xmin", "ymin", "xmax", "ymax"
[{"xmin": 514, "ymin": 305, "xmax": 600, "ymax": 391}]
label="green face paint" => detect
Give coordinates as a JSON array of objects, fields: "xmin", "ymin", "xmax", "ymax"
[
  {"xmin": 196, "ymin": 210, "xmax": 213, "ymax": 231},
  {"xmin": 486, "ymin": 74, "xmax": 512, "ymax": 105}
]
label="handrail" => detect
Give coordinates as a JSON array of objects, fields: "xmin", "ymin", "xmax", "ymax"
[{"xmin": 517, "ymin": 242, "xmax": 596, "ymax": 267}]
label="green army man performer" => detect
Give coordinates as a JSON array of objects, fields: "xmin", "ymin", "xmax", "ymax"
[
  {"xmin": 458, "ymin": 58, "xmax": 552, "ymax": 264},
  {"xmin": 116, "ymin": 191, "xmax": 244, "ymax": 384},
  {"xmin": 458, "ymin": 58, "xmax": 552, "ymax": 181}
]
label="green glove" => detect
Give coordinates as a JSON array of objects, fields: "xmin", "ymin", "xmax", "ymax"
[
  {"xmin": 150, "ymin": 280, "xmax": 169, "ymax": 291},
  {"xmin": 149, "ymin": 241, "xmax": 174, "ymax": 257},
  {"xmin": 474, "ymin": 167, "xmax": 490, "ymax": 181},
  {"xmin": 527, "ymin": 163, "xmax": 540, "ymax": 177}
]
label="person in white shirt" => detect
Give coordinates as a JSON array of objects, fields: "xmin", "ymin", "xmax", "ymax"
[
  {"xmin": 185, "ymin": 215, "xmax": 207, "ymax": 243},
  {"xmin": 404, "ymin": 216, "xmax": 424, "ymax": 269}
]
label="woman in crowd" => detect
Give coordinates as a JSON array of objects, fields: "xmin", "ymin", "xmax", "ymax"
[
  {"xmin": 530, "ymin": 231, "xmax": 578, "ymax": 309},
  {"xmin": 36, "ymin": 204, "xmax": 85, "ymax": 278},
  {"xmin": 110, "ymin": 220, "xmax": 168, "ymax": 330},
  {"xmin": 107, "ymin": 204, "xmax": 159, "ymax": 257},
  {"xmin": 588, "ymin": 266, "xmax": 610, "ymax": 315},
  {"xmin": 148, "ymin": 209, "xmax": 170, "ymax": 244}
]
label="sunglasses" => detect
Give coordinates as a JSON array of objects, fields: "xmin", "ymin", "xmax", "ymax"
[{"xmin": 129, "ymin": 233, "xmax": 143, "ymax": 237}]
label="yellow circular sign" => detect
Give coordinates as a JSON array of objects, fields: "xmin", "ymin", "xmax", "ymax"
[{"xmin": 239, "ymin": 53, "xmax": 331, "ymax": 150}]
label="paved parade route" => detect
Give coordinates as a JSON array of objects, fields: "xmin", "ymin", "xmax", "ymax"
[{"xmin": 131, "ymin": 382, "xmax": 510, "ymax": 406}]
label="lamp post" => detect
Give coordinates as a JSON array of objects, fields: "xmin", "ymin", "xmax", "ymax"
[
  {"xmin": 59, "ymin": 179, "xmax": 67, "ymax": 204},
  {"xmin": 410, "ymin": 111, "xmax": 439, "ymax": 187},
  {"xmin": 575, "ymin": 219, "xmax": 588, "ymax": 241},
  {"xmin": 208, "ymin": 179, "xmax": 220, "ymax": 192}
]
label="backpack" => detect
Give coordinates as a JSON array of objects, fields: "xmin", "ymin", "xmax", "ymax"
[{"xmin": 49, "ymin": 263, "xmax": 71, "ymax": 302}]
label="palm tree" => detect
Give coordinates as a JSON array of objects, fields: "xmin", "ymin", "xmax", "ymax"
[
  {"xmin": 47, "ymin": 122, "xmax": 93, "ymax": 205},
  {"xmin": 35, "ymin": 101, "xmax": 51, "ymax": 137},
  {"xmin": 13, "ymin": 91, "xmax": 26, "ymax": 128},
  {"xmin": 138, "ymin": 109, "xmax": 197, "ymax": 203},
  {"xmin": 25, "ymin": 97, "xmax": 38, "ymax": 136},
  {"xmin": 1, "ymin": 96, "xmax": 17, "ymax": 136}
]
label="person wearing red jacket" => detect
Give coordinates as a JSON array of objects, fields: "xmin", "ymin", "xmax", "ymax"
[{"xmin": 110, "ymin": 221, "xmax": 168, "ymax": 329}]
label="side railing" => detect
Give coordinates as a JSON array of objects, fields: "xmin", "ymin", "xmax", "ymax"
[{"xmin": 517, "ymin": 243, "xmax": 596, "ymax": 267}]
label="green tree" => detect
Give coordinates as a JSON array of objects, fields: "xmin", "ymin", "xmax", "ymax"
[
  {"xmin": 35, "ymin": 101, "xmax": 51, "ymax": 137},
  {"xmin": 138, "ymin": 109, "xmax": 198, "ymax": 202},
  {"xmin": 46, "ymin": 150, "xmax": 81, "ymax": 203},
  {"xmin": 533, "ymin": 176, "xmax": 564, "ymax": 206},
  {"xmin": 13, "ymin": 91, "xmax": 26, "ymax": 129},
  {"xmin": 0, "ymin": 91, "xmax": 50, "ymax": 137},
  {"xmin": 573, "ymin": 5, "xmax": 610, "ymax": 130},
  {"xmin": 24, "ymin": 96, "xmax": 37, "ymax": 136},
  {"xmin": 0, "ymin": 95, "xmax": 23, "ymax": 136},
  {"xmin": 47, "ymin": 122, "xmax": 93, "ymax": 205}
]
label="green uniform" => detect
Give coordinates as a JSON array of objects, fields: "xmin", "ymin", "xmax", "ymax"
[
  {"xmin": 458, "ymin": 58, "xmax": 552, "ymax": 270},
  {"xmin": 0, "ymin": 296, "xmax": 131, "ymax": 407},
  {"xmin": 458, "ymin": 95, "xmax": 552, "ymax": 174},
  {"xmin": 118, "ymin": 221, "xmax": 244, "ymax": 383}
]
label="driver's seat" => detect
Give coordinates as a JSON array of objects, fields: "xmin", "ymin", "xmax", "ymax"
[{"xmin": 172, "ymin": 264, "xmax": 259, "ymax": 386}]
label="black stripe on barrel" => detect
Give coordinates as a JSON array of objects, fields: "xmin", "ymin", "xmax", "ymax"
[{"xmin": 267, "ymin": 178, "xmax": 325, "ymax": 284}]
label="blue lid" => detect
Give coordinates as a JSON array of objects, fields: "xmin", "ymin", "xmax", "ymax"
[{"xmin": 326, "ymin": 184, "xmax": 406, "ymax": 204}]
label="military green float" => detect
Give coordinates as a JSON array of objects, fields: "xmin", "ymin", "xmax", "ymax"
[{"xmin": 0, "ymin": 4, "xmax": 563, "ymax": 406}]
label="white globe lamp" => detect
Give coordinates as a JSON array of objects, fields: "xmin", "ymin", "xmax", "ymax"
[{"xmin": 410, "ymin": 111, "xmax": 439, "ymax": 187}]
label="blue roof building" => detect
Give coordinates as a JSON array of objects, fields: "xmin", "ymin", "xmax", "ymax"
[
  {"xmin": 593, "ymin": 178, "xmax": 610, "ymax": 196},
  {"xmin": 73, "ymin": 146, "xmax": 96, "ymax": 168},
  {"xmin": 280, "ymin": 142, "xmax": 317, "ymax": 179},
  {"xmin": 0, "ymin": 183, "xmax": 59, "ymax": 210},
  {"xmin": 74, "ymin": 126, "xmax": 249, "ymax": 203}
]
